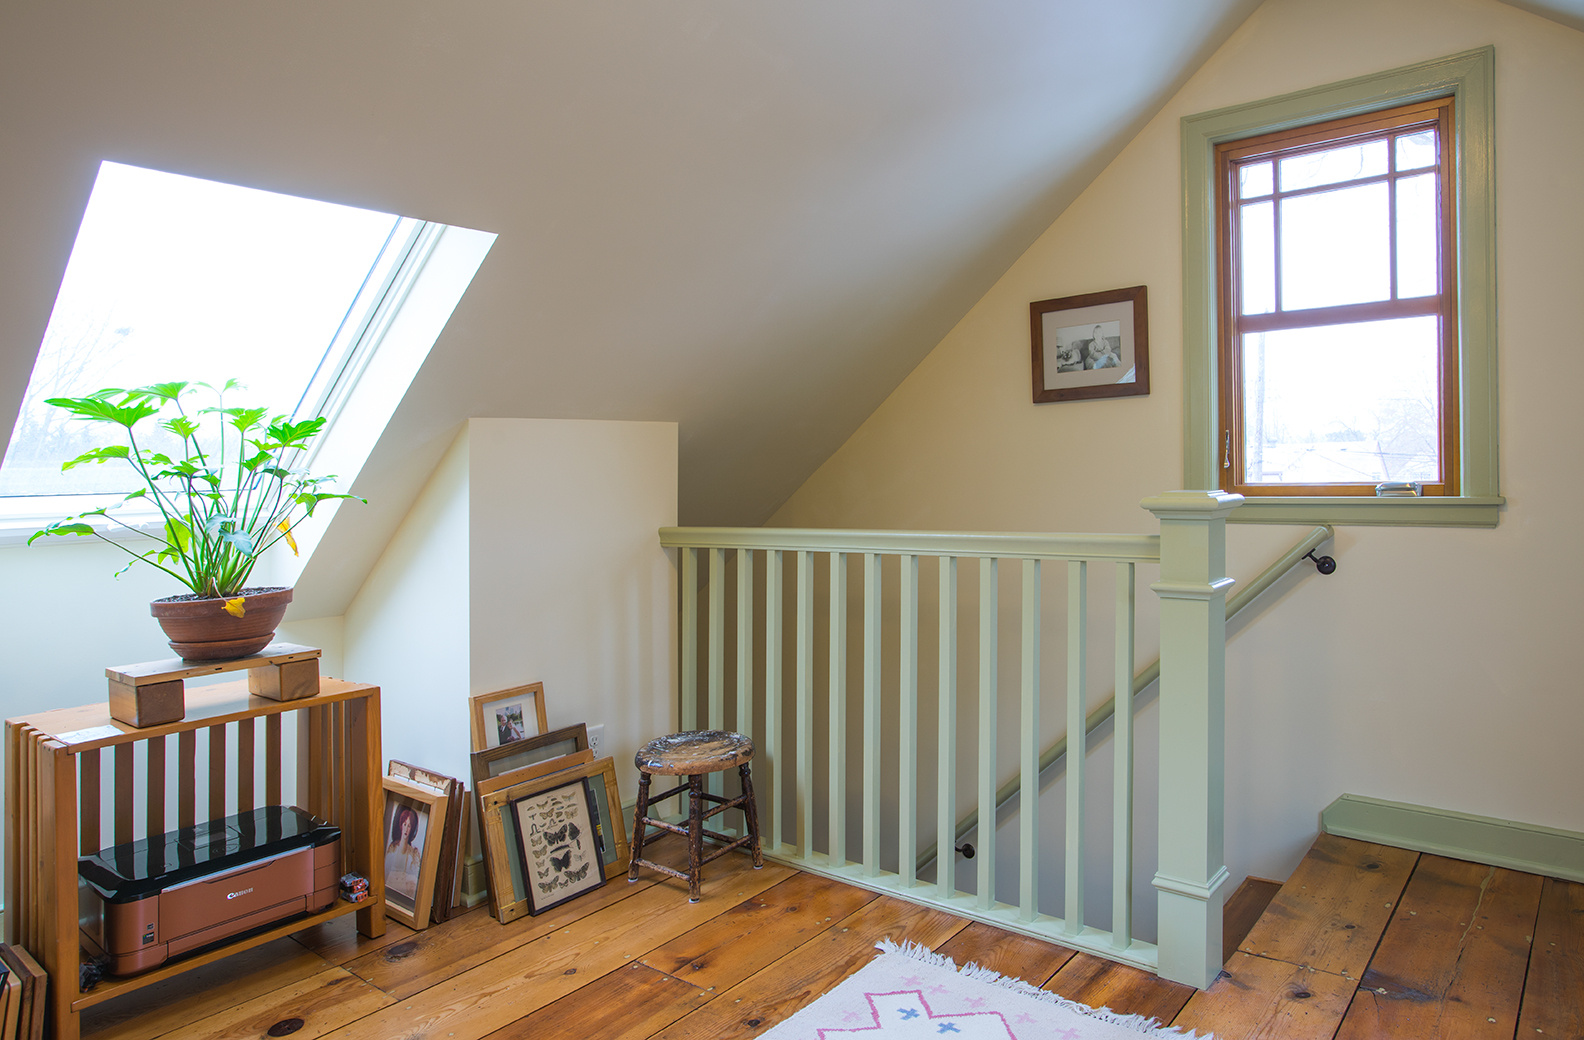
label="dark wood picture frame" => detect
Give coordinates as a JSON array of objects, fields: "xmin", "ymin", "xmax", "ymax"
[
  {"xmin": 1031, "ymin": 285, "xmax": 1150, "ymax": 403},
  {"xmin": 468, "ymin": 723, "xmax": 589, "ymax": 791},
  {"xmin": 508, "ymin": 776, "xmax": 607, "ymax": 915}
]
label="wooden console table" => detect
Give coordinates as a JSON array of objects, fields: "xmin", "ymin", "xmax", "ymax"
[{"xmin": 5, "ymin": 677, "xmax": 385, "ymax": 1040}]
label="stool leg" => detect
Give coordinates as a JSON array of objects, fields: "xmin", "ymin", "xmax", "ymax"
[
  {"xmin": 739, "ymin": 762, "xmax": 763, "ymax": 868},
  {"xmin": 628, "ymin": 771, "xmax": 652, "ymax": 882},
  {"xmin": 687, "ymin": 773, "xmax": 705, "ymax": 902}
]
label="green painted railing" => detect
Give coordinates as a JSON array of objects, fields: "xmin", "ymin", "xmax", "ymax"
[
  {"xmin": 660, "ymin": 491, "xmax": 1242, "ymax": 988},
  {"xmin": 914, "ymin": 523, "xmax": 1335, "ymax": 874}
]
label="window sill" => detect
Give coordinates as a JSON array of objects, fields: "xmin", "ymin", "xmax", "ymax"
[{"xmin": 1228, "ymin": 495, "xmax": 1504, "ymax": 528}]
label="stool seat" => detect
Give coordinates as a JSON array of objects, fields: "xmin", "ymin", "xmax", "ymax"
[
  {"xmin": 635, "ymin": 730, "xmax": 754, "ymax": 775},
  {"xmin": 628, "ymin": 728, "xmax": 762, "ymax": 901}
]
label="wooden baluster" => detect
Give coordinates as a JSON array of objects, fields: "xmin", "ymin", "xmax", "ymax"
[
  {"xmin": 146, "ymin": 735, "xmax": 166, "ymax": 838},
  {"xmin": 79, "ymin": 748, "xmax": 101, "ymax": 856},
  {"xmin": 1113, "ymin": 562, "xmax": 1137, "ymax": 950},
  {"xmin": 762, "ymin": 549, "xmax": 782, "ymax": 852},
  {"xmin": 861, "ymin": 551, "xmax": 882, "ymax": 877},
  {"xmin": 1065, "ymin": 561, "xmax": 1088, "ymax": 934},
  {"xmin": 735, "ymin": 548, "xmax": 753, "ymax": 739},
  {"xmin": 1020, "ymin": 559, "xmax": 1041, "ymax": 921},
  {"xmin": 236, "ymin": 718, "xmax": 255, "ymax": 814},
  {"xmin": 178, "ymin": 730, "xmax": 197, "ymax": 827},
  {"xmin": 936, "ymin": 556, "xmax": 957, "ymax": 899},
  {"xmin": 681, "ymin": 547, "xmax": 698, "ymax": 731},
  {"xmin": 708, "ymin": 549, "xmax": 726, "ymax": 803},
  {"xmin": 208, "ymin": 724, "xmax": 227, "ymax": 821},
  {"xmin": 899, "ymin": 554, "xmax": 919, "ymax": 887},
  {"xmin": 114, "ymin": 743, "xmax": 134, "ymax": 846},
  {"xmin": 977, "ymin": 558, "xmax": 997, "ymax": 910},
  {"xmin": 828, "ymin": 551, "xmax": 847, "ymax": 868},
  {"xmin": 265, "ymin": 713, "xmax": 283, "ymax": 806},
  {"xmin": 795, "ymin": 550, "xmax": 813, "ymax": 858}
]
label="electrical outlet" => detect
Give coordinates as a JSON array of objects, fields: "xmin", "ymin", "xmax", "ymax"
[{"xmin": 587, "ymin": 723, "xmax": 605, "ymax": 760}]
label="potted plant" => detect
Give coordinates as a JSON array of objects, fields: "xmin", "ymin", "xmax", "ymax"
[{"xmin": 29, "ymin": 380, "xmax": 361, "ymax": 661}]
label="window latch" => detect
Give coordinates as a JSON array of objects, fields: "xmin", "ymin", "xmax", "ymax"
[{"xmin": 1223, "ymin": 430, "xmax": 1231, "ymax": 469}]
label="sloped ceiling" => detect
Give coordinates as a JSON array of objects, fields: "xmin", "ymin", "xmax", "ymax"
[
  {"xmin": 1497, "ymin": 0, "xmax": 1584, "ymax": 31},
  {"xmin": 0, "ymin": 1, "xmax": 1263, "ymax": 616}
]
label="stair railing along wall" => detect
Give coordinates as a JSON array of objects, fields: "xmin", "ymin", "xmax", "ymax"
[{"xmin": 659, "ymin": 490, "xmax": 1240, "ymax": 989}]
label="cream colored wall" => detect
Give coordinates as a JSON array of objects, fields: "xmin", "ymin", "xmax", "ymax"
[
  {"xmin": 771, "ymin": 0, "xmax": 1584, "ymax": 893},
  {"xmin": 466, "ymin": 418, "xmax": 679, "ymax": 803},
  {"xmin": 345, "ymin": 425, "xmax": 474, "ymax": 784}
]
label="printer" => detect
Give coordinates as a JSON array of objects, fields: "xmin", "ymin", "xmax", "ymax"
[{"xmin": 78, "ymin": 805, "xmax": 341, "ymax": 976}]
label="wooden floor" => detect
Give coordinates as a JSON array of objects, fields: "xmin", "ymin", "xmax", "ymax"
[{"xmin": 79, "ymin": 832, "xmax": 1583, "ymax": 1040}]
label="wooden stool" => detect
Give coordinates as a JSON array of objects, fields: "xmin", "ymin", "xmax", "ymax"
[{"xmin": 627, "ymin": 730, "xmax": 763, "ymax": 901}]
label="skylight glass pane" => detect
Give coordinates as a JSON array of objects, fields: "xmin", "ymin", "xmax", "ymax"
[
  {"xmin": 1241, "ymin": 317, "xmax": 1441, "ymax": 485},
  {"xmin": 1280, "ymin": 182, "xmax": 1390, "ymax": 310},
  {"xmin": 1279, "ymin": 139, "xmax": 1387, "ymax": 192},
  {"xmin": 0, "ymin": 162, "xmax": 400, "ymax": 499}
]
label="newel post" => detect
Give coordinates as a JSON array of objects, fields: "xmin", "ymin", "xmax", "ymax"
[{"xmin": 1141, "ymin": 490, "xmax": 1242, "ymax": 989}]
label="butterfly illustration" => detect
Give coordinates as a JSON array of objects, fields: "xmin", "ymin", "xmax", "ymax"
[
  {"xmin": 549, "ymin": 847, "xmax": 573, "ymax": 872},
  {"xmin": 565, "ymin": 861, "xmax": 591, "ymax": 882}
]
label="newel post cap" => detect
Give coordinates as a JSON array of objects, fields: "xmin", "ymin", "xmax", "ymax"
[{"xmin": 1140, "ymin": 490, "xmax": 1244, "ymax": 521}]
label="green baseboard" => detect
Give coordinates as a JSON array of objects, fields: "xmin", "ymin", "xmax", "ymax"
[{"xmin": 1321, "ymin": 794, "xmax": 1584, "ymax": 883}]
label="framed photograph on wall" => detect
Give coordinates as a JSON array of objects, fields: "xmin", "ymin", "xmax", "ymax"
[
  {"xmin": 381, "ymin": 775, "xmax": 451, "ymax": 930},
  {"xmin": 1031, "ymin": 285, "xmax": 1150, "ymax": 403},
  {"xmin": 469, "ymin": 683, "xmax": 550, "ymax": 751}
]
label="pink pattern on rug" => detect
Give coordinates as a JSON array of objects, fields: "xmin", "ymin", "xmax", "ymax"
[{"xmin": 816, "ymin": 987, "xmax": 1026, "ymax": 1038}]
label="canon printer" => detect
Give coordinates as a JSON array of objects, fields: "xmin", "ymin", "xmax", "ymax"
[{"xmin": 78, "ymin": 806, "xmax": 340, "ymax": 976}]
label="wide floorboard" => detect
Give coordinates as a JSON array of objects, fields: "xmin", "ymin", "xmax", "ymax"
[{"xmin": 80, "ymin": 833, "xmax": 1582, "ymax": 1040}]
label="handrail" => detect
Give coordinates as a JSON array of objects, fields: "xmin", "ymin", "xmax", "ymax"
[
  {"xmin": 660, "ymin": 526, "xmax": 1160, "ymax": 563},
  {"xmin": 914, "ymin": 523, "xmax": 1335, "ymax": 871}
]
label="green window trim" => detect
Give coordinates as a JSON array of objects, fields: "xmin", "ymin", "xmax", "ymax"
[{"xmin": 1181, "ymin": 47, "xmax": 1500, "ymax": 528}]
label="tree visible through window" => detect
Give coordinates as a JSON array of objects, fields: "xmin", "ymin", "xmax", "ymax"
[{"xmin": 1216, "ymin": 98, "xmax": 1457, "ymax": 496}]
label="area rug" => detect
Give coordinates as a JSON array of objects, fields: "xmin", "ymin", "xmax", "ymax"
[{"xmin": 759, "ymin": 940, "xmax": 1212, "ymax": 1039}]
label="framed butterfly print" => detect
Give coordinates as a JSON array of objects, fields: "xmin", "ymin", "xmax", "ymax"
[{"xmin": 509, "ymin": 777, "xmax": 606, "ymax": 914}]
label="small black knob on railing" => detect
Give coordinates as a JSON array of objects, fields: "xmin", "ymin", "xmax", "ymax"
[
  {"xmin": 955, "ymin": 842, "xmax": 976, "ymax": 859},
  {"xmin": 1305, "ymin": 550, "xmax": 1337, "ymax": 575}
]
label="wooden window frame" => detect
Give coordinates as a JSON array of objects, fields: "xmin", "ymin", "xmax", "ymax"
[
  {"xmin": 1180, "ymin": 48, "xmax": 1501, "ymax": 527},
  {"xmin": 1216, "ymin": 99, "xmax": 1459, "ymax": 498}
]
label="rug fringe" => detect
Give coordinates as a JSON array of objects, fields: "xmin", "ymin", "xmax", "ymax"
[{"xmin": 873, "ymin": 938, "xmax": 1214, "ymax": 1039}]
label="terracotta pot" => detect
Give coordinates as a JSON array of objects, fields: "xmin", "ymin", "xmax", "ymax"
[{"xmin": 150, "ymin": 586, "xmax": 293, "ymax": 661}]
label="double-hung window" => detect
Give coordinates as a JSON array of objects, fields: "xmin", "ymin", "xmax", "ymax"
[
  {"xmin": 1182, "ymin": 48, "xmax": 1499, "ymax": 526},
  {"xmin": 1219, "ymin": 99, "xmax": 1456, "ymax": 497}
]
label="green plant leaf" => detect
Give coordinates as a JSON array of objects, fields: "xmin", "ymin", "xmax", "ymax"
[
  {"xmin": 162, "ymin": 415, "xmax": 201, "ymax": 440},
  {"xmin": 43, "ymin": 395, "xmax": 158, "ymax": 429},
  {"xmin": 60, "ymin": 445, "xmax": 131, "ymax": 471}
]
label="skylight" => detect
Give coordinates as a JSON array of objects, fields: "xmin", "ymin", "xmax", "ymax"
[{"xmin": 0, "ymin": 162, "xmax": 413, "ymax": 503}]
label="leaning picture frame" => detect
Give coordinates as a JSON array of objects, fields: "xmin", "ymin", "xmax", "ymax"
[
  {"xmin": 469, "ymin": 722, "xmax": 589, "ymax": 792},
  {"xmin": 509, "ymin": 777, "xmax": 607, "ymax": 914},
  {"xmin": 387, "ymin": 759, "xmax": 466, "ymax": 924},
  {"xmin": 1031, "ymin": 285, "xmax": 1150, "ymax": 403},
  {"xmin": 380, "ymin": 775, "xmax": 451, "ymax": 930},
  {"xmin": 469, "ymin": 682, "xmax": 550, "ymax": 751},
  {"xmin": 477, "ymin": 755, "xmax": 630, "ymax": 922}
]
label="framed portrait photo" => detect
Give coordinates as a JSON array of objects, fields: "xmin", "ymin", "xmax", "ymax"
[
  {"xmin": 1031, "ymin": 285, "xmax": 1150, "ymax": 404},
  {"xmin": 469, "ymin": 682, "xmax": 550, "ymax": 751},
  {"xmin": 381, "ymin": 775, "xmax": 451, "ymax": 930}
]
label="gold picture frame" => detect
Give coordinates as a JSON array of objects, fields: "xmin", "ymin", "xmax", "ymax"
[
  {"xmin": 478, "ymin": 755, "xmax": 629, "ymax": 923},
  {"xmin": 469, "ymin": 682, "xmax": 550, "ymax": 751},
  {"xmin": 381, "ymin": 775, "xmax": 451, "ymax": 930}
]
